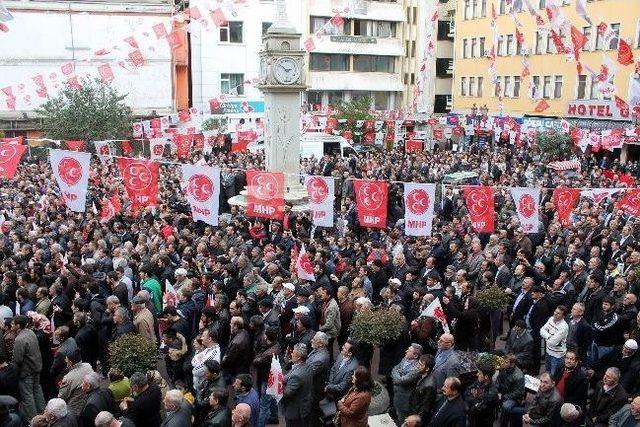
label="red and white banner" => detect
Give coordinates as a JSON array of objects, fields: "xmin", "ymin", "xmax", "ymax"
[
  {"xmin": 233, "ymin": 130, "xmax": 257, "ymax": 152},
  {"xmin": 246, "ymin": 170, "xmax": 285, "ymax": 220},
  {"xmin": 49, "ymin": 149, "xmax": 91, "ymax": 212},
  {"xmin": 117, "ymin": 158, "xmax": 159, "ymax": 212},
  {"xmin": 552, "ymin": 188, "xmax": 581, "ymax": 226},
  {"xmin": 0, "ymin": 142, "xmax": 26, "ymax": 179},
  {"xmin": 181, "ymin": 164, "xmax": 220, "ymax": 226},
  {"xmin": 510, "ymin": 187, "xmax": 540, "ymax": 233},
  {"xmin": 93, "ymin": 141, "xmax": 112, "ymax": 157},
  {"xmin": 149, "ymin": 138, "xmax": 166, "ymax": 160},
  {"xmin": 174, "ymin": 134, "xmax": 192, "ymax": 160},
  {"xmin": 65, "ymin": 140, "xmax": 86, "ymax": 152},
  {"xmin": 305, "ymin": 175, "xmax": 334, "ymax": 227},
  {"xmin": 616, "ymin": 189, "xmax": 640, "ymax": 217},
  {"xmin": 296, "ymin": 244, "xmax": 315, "ymax": 282},
  {"xmin": 100, "ymin": 193, "xmax": 122, "ymax": 222},
  {"xmin": 581, "ymin": 188, "xmax": 620, "ymax": 204},
  {"xmin": 405, "ymin": 140, "xmax": 423, "ymax": 153},
  {"xmin": 353, "ymin": 180, "xmax": 388, "ymax": 229},
  {"xmin": 420, "ymin": 297, "xmax": 450, "ymax": 334},
  {"xmin": 464, "ymin": 186, "xmax": 495, "ymax": 233},
  {"xmin": 403, "ymin": 183, "xmax": 436, "ymax": 236}
]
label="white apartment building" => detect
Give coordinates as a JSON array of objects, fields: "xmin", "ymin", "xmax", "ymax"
[
  {"xmin": 0, "ymin": 0, "xmax": 179, "ymax": 135},
  {"xmin": 190, "ymin": 0, "xmax": 419, "ymax": 115}
]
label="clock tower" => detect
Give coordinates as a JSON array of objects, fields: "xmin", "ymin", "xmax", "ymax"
[{"xmin": 257, "ymin": 0, "xmax": 307, "ymax": 191}]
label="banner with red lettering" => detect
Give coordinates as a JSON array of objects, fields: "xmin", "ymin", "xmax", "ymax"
[
  {"xmin": 464, "ymin": 186, "xmax": 495, "ymax": 233},
  {"xmin": 305, "ymin": 175, "xmax": 334, "ymax": 227},
  {"xmin": 246, "ymin": 170, "xmax": 285, "ymax": 220},
  {"xmin": 616, "ymin": 189, "xmax": 640, "ymax": 217},
  {"xmin": 65, "ymin": 140, "xmax": 86, "ymax": 152},
  {"xmin": 353, "ymin": 179, "xmax": 389, "ymax": 229},
  {"xmin": 0, "ymin": 143, "xmax": 26, "ymax": 179},
  {"xmin": 510, "ymin": 187, "xmax": 540, "ymax": 233},
  {"xmin": 552, "ymin": 188, "xmax": 580, "ymax": 226},
  {"xmin": 403, "ymin": 183, "xmax": 436, "ymax": 236},
  {"xmin": 117, "ymin": 158, "xmax": 159, "ymax": 212},
  {"xmin": 405, "ymin": 140, "xmax": 423, "ymax": 153},
  {"xmin": 181, "ymin": 164, "xmax": 220, "ymax": 226},
  {"xmin": 49, "ymin": 149, "xmax": 91, "ymax": 212}
]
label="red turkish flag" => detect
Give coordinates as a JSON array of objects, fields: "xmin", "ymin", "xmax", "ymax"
[
  {"xmin": 618, "ymin": 39, "xmax": 634, "ymax": 66},
  {"xmin": 552, "ymin": 188, "xmax": 580, "ymax": 226},
  {"xmin": 534, "ymin": 99, "xmax": 550, "ymax": 112},
  {"xmin": 615, "ymin": 95, "xmax": 629, "ymax": 113},
  {"xmin": 192, "ymin": 134, "xmax": 205, "ymax": 151},
  {"xmin": 353, "ymin": 179, "xmax": 389, "ymax": 229},
  {"xmin": 616, "ymin": 189, "xmax": 640, "ymax": 217},
  {"xmin": 405, "ymin": 140, "xmax": 423, "ymax": 153},
  {"xmin": 325, "ymin": 117, "xmax": 338, "ymax": 133},
  {"xmin": 124, "ymin": 36, "xmax": 138, "ymax": 48},
  {"xmin": 174, "ymin": 134, "xmax": 193, "ymax": 160},
  {"xmin": 100, "ymin": 193, "xmax": 122, "ymax": 223},
  {"xmin": 186, "ymin": 6, "xmax": 202, "ymax": 20},
  {"xmin": 65, "ymin": 140, "xmax": 86, "ymax": 152},
  {"xmin": 233, "ymin": 130, "xmax": 256, "ymax": 152},
  {"xmin": 211, "ymin": 8, "xmax": 227, "ymax": 27},
  {"xmin": 464, "ymin": 186, "xmax": 495, "ymax": 233},
  {"xmin": 330, "ymin": 14, "xmax": 344, "ymax": 27},
  {"xmin": 0, "ymin": 143, "xmax": 26, "ymax": 179},
  {"xmin": 570, "ymin": 25, "xmax": 588, "ymax": 51},
  {"xmin": 121, "ymin": 140, "xmax": 133, "ymax": 157},
  {"xmin": 1, "ymin": 136, "xmax": 24, "ymax": 145},
  {"xmin": 246, "ymin": 170, "xmax": 285, "ymax": 220},
  {"xmin": 433, "ymin": 128, "xmax": 444, "ymax": 139},
  {"xmin": 117, "ymin": 158, "xmax": 159, "ymax": 212}
]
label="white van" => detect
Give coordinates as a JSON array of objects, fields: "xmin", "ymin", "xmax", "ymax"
[{"xmin": 300, "ymin": 133, "xmax": 357, "ymax": 159}]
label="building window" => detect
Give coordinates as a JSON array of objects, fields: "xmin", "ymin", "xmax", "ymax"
[
  {"xmin": 538, "ymin": 0, "xmax": 546, "ymax": 8},
  {"xmin": 504, "ymin": 76, "xmax": 512, "ymax": 97},
  {"xmin": 499, "ymin": 0, "xmax": 506, "ymax": 14},
  {"xmin": 471, "ymin": 38, "xmax": 478, "ymax": 57},
  {"xmin": 328, "ymin": 91, "xmax": 344, "ymax": 106},
  {"xmin": 220, "ymin": 73, "xmax": 244, "ymax": 95},
  {"xmin": 307, "ymin": 91, "xmax": 323, "ymax": 105},
  {"xmin": 609, "ymin": 23, "xmax": 620, "ymax": 49},
  {"xmin": 595, "ymin": 25, "xmax": 606, "ymax": 50},
  {"xmin": 410, "ymin": 73, "xmax": 415, "ymax": 85},
  {"xmin": 543, "ymin": 76, "xmax": 552, "ymax": 98},
  {"xmin": 262, "ymin": 22, "xmax": 272, "ymax": 36},
  {"xmin": 470, "ymin": 77, "xmax": 477, "ymax": 96},
  {"xmin": 637, "ymin": 20, "xmax": 640, "ymax": 48},
  {"xmin": 464, "ymin": 0, "xmax": 471, "ymax": 19},
  {"xmin": 535, "ymin": 32, "xmax": 544, "ymax": 54},
  {"xmin": 554, "ymin": 75, "xmax": 563, "ymax": 98},
  {"xmin": 479, "ymin": 37, "xmax": 486, "ymax": 57},
  {"xmin": 506, "ymin": 34, "xmax": 514, "ymax": 56},
  {"xmin": 372, "ymin": 92, "xmax": 389, "ymax": 110},
  {"xmin": 494, "ymin": 76, "xmax": 503, "ymax": 97},
  {"xmin": 546, "ymin": 33, "xmax": 555, "ymax": 53},
  {"xmin": 478, "ymin": 77, "xmax": 484, "ymax": 97},
  {"xmin": 310, "ymin": 54, "xmax": 349, "ymax": 71},
  {"xmin": 481, "ymin": 0, "xmax": 487, "ymax": 17},
  {"xmin": 589, "ymin": 77, "xmax": 598, "ymax": 99},
  {"xmin": 513, "ymin": 76, "xmax": 521, "ymax": 98},
  {"xmin": 354, "ymin": 20, "xmax": 396, "ymax": 38},
  {"xmin": 310, "ymin": 17, "xmax": 347, "ymax": 35},
  {"xmin": 577, "ymin": 75, "xmax": 587, "ymax": 99},
  {"xmin": 582, "ymin": 26, "xmax": 592, "ymax": 51},
  {"xmin": 497, "ymin": 36, "xmax": 504, "ymax": 56},
  {"xmin": 461, "ymin": 77, "xmax": 468, "ymax": 96},
  {"xmin": 220, "ymin": 22, "xmax": 243, "ymax": 43},
  {"xmin": 462, "ymin": 39, "xmax": 469, "ymax": 58},
  {"xmin": 353, "ymin": 55, "xmax": 395, "ymax": 72},
  {"xmin": 411, "ymin": 41, "xmax": 416, "ymax": 57},
  {"xmin": 532, "ymin": 76, "xmax": 540, "ymax": 97}
]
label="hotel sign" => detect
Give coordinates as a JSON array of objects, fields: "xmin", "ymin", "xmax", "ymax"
[
  {"xmin": 566, "ymin": 99, "xmax": 631, "ymax": 121},
  {"xmin": 330, "ymin": 35, "xmax": 377, "ymax": 44}
]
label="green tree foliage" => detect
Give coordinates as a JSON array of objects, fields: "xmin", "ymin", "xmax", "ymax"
[
  {"xmin": 108, "ymin": 334, "xmax": 158, "ymax": 377},
  {"xmin": 37, "ymin": 78, "xmax": 133, "ymax": 142},
  {"xmin": 536, "ymin": 129, "xmax": 574, "ymax": 161},
  {"xmin": 334, "ymin": 97, "xmax": 375, "ymax": 121},
  {"xmin": 349, "ymin": 309, "xmax": 405, "ymax": 346}
]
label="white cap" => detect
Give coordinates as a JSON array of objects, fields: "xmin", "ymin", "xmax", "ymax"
[
  {"xmin": 175, "ymin": 268, "xmax": 188, "ymax": 277},
  {"xmin": 625, "ymin": 339, "xmax": 638, "ymax": 350},
  {"xmin": 283, "ymin": 283, "xmax": 295, "ymax": 291},
  {"xmin": 388, "ymin": 278, "xmax": 401, "ymax": 286},
  {"xmin": 292, "ymin": 306, "xmax": 310, "ymax": 315}
]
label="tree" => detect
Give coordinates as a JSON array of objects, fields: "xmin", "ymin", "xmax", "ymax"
[
  {"xmin": 536, "ymin": 129, "xmax": 574, "ymax": 161},
  {"xmin": 334, "ymin": 97, "xmax": 375, "ymax": 144},
  {"xmin": 37, "ymin": 78, "xmax": 133, "ymax": 142}
]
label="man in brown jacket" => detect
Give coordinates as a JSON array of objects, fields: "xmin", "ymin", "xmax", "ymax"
[{"xmin": 132, "ymin": 295, "xmax": 157, "ymax": 344}]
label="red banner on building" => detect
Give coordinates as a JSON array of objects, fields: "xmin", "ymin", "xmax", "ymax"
[
  {"xmin": 552, "ymin": 188, "xmax": 581, "ymax": 226},
  {"xmin": 353, "ymin": 179, "xmax": 389, "ymax": 229},
  {"xmin": 246, "ymin": 170, "xmax": 285, "ymax": 220},
  {"xmin": 117, "ymin": 158, "xmax": 159, "ymax": 212},
  {"xmin": 464, "ymin": 186, "xmax": 495, "ymax": 232}
]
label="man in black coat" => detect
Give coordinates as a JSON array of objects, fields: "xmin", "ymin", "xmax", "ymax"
[
  {"xmin": 552, "ymin": 350, "xmax": 589, "ymax": 409},
  {"xmin": 80, "ymin": 372, "xmax": 117, "ymax": 427},
  {"xmin": 73, "ymin": 312, "xmax": 99, "ymax": 370},
  {"xmin": 221, "ymin": 316, "xmax": 251, "ymax": 378},
  {"xmin": 509, "ymin": 278, "xmax": 533, "ymax": 327},
  {"xmin": 588, "ymin": 367, "xmax": 628, "ymax": 427},
  {"xmin": 525, "ymin": 285, "xmax": 549, "ymax": 370},
  {"xmin": 120, "ymin": 372, "xmax": 162, "ymax": 427},
  {"xmin": 566, "ymin": 302, "xmax": 592, "ymax": 363},
  {"xmin": 428, "ymin": 377, "xmax": 466, "ymax": 427}
]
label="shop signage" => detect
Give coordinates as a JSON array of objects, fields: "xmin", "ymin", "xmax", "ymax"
[
  {"xmin": 566, "ymin": 100, "xmax": 631, "ymax": 121},
  {"xmin": 330, "ymin": 35, "xmax": 377, "ymax": 44}
]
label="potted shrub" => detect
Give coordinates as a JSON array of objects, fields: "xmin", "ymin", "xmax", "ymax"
[
  {"xmin": 108, "ymin": 334, "xmax": 158, "ymax": 377},
  {"xmin": 476, "ymin": 286, "xmax": 512, "ymax": 350}
]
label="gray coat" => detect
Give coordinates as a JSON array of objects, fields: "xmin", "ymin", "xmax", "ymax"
[
  {"xmin": 279, "ymin": 361, "xmax": 313, "ymax": 421},
  {"xmin": 12, "ymin": 328, "xmax": 42, "ymax": 377},
  {"xmin": 161, "ymin": 402, "xmax": 193, "ymax": 427},
  {"xmin": 319, "ymin": 299, "xmax": 341, "ymax": 339},
  {"xmin": 326, "ymin": 355, "xmax": 358, "ymax": 399},
  {"xmin": 391, "ymin": 358, "xmax": 421, "ymax": 417},
  {"xmin": 59, "ymin": 362, "xmax": 94, "ymax": 417},
  {"xmin": 306, "ymin": 348, "xmax": 330, "ymax": 401},
  {"xmin": 432, "ymin": 350, "xmax": 463, "ymax": 394},
  {"xmin": 609, "ymin": 404, "xmax": 640, "ymax": 427}
]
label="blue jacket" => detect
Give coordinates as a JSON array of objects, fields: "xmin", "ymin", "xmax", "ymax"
[{"xmin": 236, "ymin": 388, "xmax": 259, "ymax": 427}]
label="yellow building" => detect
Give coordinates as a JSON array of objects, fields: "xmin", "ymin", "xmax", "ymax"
[{"xmin": 452, "ymin": 0, "xmax": 640, "ymax": 122}]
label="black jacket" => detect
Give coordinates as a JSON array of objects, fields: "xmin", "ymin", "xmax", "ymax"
[
  {"xmin": 589, "ymin": 383, "xmax": 628, "ymax": 425},
  {"xmin": 552, "ymin": 366, "xmax": 589, "ymax": 408},
  {"xmin": 427, "ymin": 395, "xmax": 466, "ymax": 427},
  {"xmin": 411, "ymin": 374, "xmax": 436, "ymax": 423},
  {"xmin": 123, "ymin": 383, "xmax": 162, "ymax": 427},
  {"xmin": 80, "ymin": 387, "xmax": 117, "ymax": 427},
  {"xmin": 75, "ymin": 324, "xmax": 99, "ymax": 368}
]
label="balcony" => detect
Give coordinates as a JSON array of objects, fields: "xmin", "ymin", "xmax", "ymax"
[
  {"xmin": 311, "ymin": 35, "xmax": 403, "ymax": 56},
  {"xmin": 309, "ymin": 71, "xmax": 403, "ymax": 92},
  {"xmin": 309, "ymin": 0, "xmax": 405, "ymax": 22},
  {"xmin": 435, "ymin": 58, "xmax": 453, "ymax": 78}
]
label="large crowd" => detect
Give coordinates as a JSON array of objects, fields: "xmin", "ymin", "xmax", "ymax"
[{"xmin": 1, "ymin": 139, "xmax": 640, "ymax": 427}]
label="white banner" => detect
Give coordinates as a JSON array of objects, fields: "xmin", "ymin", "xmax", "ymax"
[
  {"xmin": 403, "ymin": 182, "xmax": 436, "ymax": 236},
  {"xmin": 581, "ymin": 188, "xmax": 621, "ymax": 204},
  {"xmin": 149, "ymin": 138, "xmax": 166, "ymax": 160},
  {"xmin": 510, "ymin": 187, "xmax": 540, "ymax": 233},
  {"xmin": 50, "ymin": 149, "xmax": 91, "ymax": 213},
  {"xmin": 180, "ymin": 164, "xmax": 220, "ymax": 226},
  {"xmin": 305, "ymin": 175, "xmax": 334, "ymax": 227},
  {"xmin": 93, "ymin": 140, "xmax": 111, "ymax": 157}
]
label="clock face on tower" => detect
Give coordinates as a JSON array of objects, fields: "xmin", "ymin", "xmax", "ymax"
[{"xmin": 273, "ymin": 57, "xmax": 300, "ymax": 85}]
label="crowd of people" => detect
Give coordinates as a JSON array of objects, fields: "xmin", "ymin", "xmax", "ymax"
[{"xmin": 1, "ymin": 139, "xmax": 640, "ymax": 427}]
